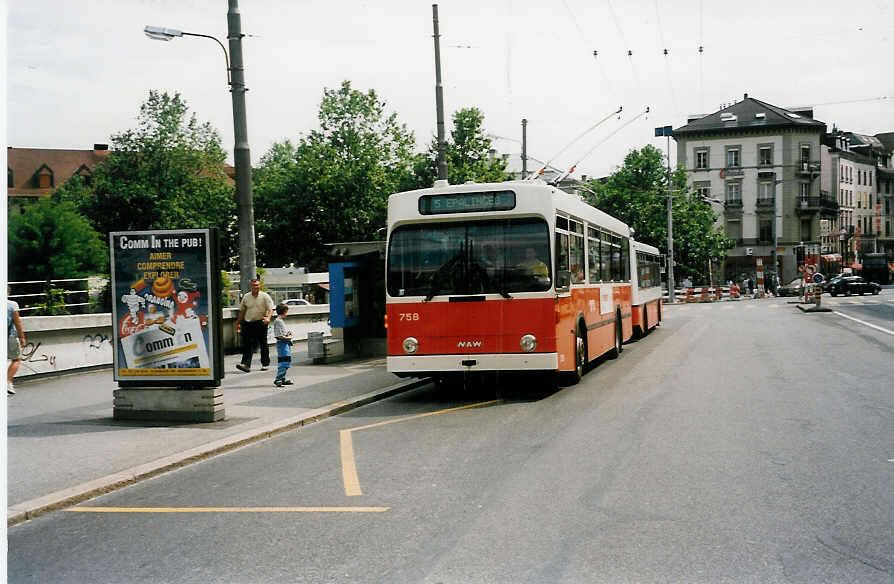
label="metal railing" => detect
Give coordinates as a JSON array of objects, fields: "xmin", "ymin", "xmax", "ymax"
[{"xmin": 9, "ymin": 278, "xmax": 106, "ymax": 315}]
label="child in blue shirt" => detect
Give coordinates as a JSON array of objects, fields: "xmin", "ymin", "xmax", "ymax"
[{"xmin": 272, "ymin": 304, "xmax": 293, "ymax": 387}]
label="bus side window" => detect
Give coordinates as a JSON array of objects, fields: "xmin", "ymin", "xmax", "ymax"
[
  {"xmin": 599, "ymin": 231, "xmax": 612, "ymax": 281},
  {"xmin": 569, "ymin": 233, "xmax": 585, "ymax": 284},
  {"xmin": 555, "ymin": 232, "xmax": 570, "ymax": 289},
  {"xmin": 621, "ymin": 238, "xmax": 630, "ymax": 281},
  {"xmin": 588, "ymin": 230, "xmax": 600, "ymax": 284}
]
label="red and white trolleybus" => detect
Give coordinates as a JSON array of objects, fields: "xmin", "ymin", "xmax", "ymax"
[
  {"xmin": 384, "ymin": 179, "xmax": 660, "ymax": 385},
  {"xmin": 630, "ymin": 240, "xmax": 662, "ymax": 337}
]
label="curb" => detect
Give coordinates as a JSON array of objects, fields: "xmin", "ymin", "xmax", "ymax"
[{"xmin": 7, "ymin": 377, "xmax": 430, "ymax": 527}]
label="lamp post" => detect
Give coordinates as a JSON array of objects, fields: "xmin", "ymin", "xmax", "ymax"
[
  {"xmin": 655, "ymin": 125, "xmax": 675, "ymax": 302},
  {"xmin": 144, "ymin": 0, "xmax": 257, "ymax": 294}
]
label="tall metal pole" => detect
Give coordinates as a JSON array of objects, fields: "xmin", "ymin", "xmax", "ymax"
[
  {"xmin": 521, "ymin": 118, "xmax": 528, "ymax": 177},
  {"xmin": 772, "ymin": 185, "xmax": 780, "ymax": 292},
  {"xmin": 432, "ymin": 4, "xmax": 448, "ymax": 182},
  {"xmin": 666, "ymin": 133, "xmax": 675, "ymax": 303},
  {"xmin": 227, "ymin": 0, "xmax": 256, "ymax": 294}
]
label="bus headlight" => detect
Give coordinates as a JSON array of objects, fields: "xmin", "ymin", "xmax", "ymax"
[
  {"xmin": 402, "ymin": 337, "xmax": 419, "ymax": 354},
  {"xmin": 520, "ymin": 334, "xmax": 537, "ymax": 352}
]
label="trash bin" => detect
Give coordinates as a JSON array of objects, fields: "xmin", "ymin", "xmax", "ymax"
[{"xmin": 308, "ymin": 332, "xmax": 325, "ymax": 359}]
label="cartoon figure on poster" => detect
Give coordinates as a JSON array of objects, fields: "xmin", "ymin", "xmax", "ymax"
[{"xmin": 116, "ymin": 274, "xmax": 210, "ymax": 371}]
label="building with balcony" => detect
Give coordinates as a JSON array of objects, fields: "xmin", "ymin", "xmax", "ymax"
[
  {"xmin": 821, "ymin": 131, "xmax": 893, "ymax": 266},
  {"xmin": 868, "ymin": 132, "xmax": 894, "ymax": 259},
  {"xmin": 673, "ymin": 94, "xmax": 828, "ymax": 284}
]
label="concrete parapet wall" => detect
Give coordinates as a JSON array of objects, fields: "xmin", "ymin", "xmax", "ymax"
[{"xmin": 15, "ymin": 306, "xmax": 331, "ymax": 380}]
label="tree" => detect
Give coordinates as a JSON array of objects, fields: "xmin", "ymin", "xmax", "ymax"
[
  {"xmin": 57, "ymin": 91, "xmax": 237, "ymax": 266},
  {"xmin": 254, "ymin": 81, "xmax": 417, "ymax": 270},
  {"xmin": 582, "ymin": 145, "xmax": 731, "ymax": 283},
  {"xmin": 8, "ymin": 198, "xmax": 107, "ymax": 281},
  {"xmin": 413, "ymin": 107, "xmax": 513, "ymax": 188}
]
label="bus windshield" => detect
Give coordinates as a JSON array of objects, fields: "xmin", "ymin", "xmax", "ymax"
[{"xmin": 388, "ymin": 217, "xmax": 551, "ymax": 297}]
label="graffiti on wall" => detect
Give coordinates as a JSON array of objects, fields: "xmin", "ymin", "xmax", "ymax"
[{"xmin": 21, "ymin": 341, "xmax": 57, "ymax": 368}]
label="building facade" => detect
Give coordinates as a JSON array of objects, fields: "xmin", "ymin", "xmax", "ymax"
[
  {"xmin": 673, "ymin": 95, "xmax": 831, "ymax": 285},
  {"xmin": 821, "ymin": 131, "xmax": 894, "ymax": 266},
  {"xmin": 876, "ymin": 133, "xmax": 894, "ymax": 258},
  {"xmin": 7, "ymin": 144, "xmax": 111, "ymax": 212}
]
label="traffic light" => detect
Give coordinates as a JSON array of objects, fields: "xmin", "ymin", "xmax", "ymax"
[{"xmin": 796, "ymin": 245, "xmax": 805, "ymax": 267}]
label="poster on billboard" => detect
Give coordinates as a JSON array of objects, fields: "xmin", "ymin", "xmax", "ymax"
[{"xmin": 109, "ymin": 229, "xmax": 223, "ymax": 385}]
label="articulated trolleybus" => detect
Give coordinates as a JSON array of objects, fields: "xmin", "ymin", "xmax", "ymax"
[{"xmin": 385, "ymin": 179, "xmax": 661, "ymax": 385}]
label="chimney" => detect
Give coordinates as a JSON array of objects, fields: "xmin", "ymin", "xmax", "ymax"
[{"xmin": 743, "ymin": 93, "xmax": 748, "ymax": 99}]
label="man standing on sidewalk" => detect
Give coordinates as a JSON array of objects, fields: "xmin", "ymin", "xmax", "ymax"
[
  {"xmin": 8, "ymin": 295, "xmax": 26, "ymax": 395},
  {"xmin": 235, "ymin": 278, "xmax": 274, "ymax": 373}
]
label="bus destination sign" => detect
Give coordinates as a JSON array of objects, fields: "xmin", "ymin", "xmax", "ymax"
[{"xmin": 419, "ymin": 191, "xmax": 516, "ymax": 215}]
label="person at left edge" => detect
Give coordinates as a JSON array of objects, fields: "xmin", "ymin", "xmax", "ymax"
[
  {"xmin": 8, "ymin": 294, "xmax": 26, "ymax": 395},
  {"xmin": 235, "ymin": 278, "xmax": 274, "ymax": 372}
]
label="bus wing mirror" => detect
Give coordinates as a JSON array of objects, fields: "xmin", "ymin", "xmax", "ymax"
[{"xmin": 557, "ymin": 270, "xmax": 571, "ymax": 288}]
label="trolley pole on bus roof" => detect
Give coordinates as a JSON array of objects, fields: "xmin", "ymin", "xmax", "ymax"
[
  {"xmin": 656, "ymin": 125, "xmax": 675, "ymax": 303},
  {"xmin": 521, "ymin": 118, "xmax": 528, "ymax": 176},
  {"xmin": 432, "ymin": 4, "xmax": 448, "ymax": 181}
]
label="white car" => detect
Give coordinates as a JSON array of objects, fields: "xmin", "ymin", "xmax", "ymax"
[{"xmin": 284, "ymin": 298, "xmax": 311, "ymax": 307}]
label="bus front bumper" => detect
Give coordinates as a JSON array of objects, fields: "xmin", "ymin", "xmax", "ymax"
[{"xmin": 387, "ymin": 352, "xmax": 558, "ymax": 373}]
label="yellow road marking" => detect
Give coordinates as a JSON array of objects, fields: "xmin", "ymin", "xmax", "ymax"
[
  {"xmin": 340, "ymin": 400, "xmax": 501, "ymax": 497},
  {"xmin": 68, "ymin": 506, "xmax": 388, "ymax": 513},
  {"xmin": 341, "ymin": 429, "xmax": 362, "ymax": 497}
]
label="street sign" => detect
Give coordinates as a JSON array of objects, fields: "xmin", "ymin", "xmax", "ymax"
[
  {"xmin": 805, "ymin": 264, "xmax": 817, "ymax": 275},
  {"xmin": 813, "ymin": 273, "xmax": 824, "ymax": 284}
]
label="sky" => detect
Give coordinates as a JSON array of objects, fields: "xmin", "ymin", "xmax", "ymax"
[{"xmin": 6, "ymin": 0, "xmax": 894, "ymax": 179}]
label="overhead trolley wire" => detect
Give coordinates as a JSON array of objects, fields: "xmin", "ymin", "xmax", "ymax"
[
  {"xmin": 813, "ymin": 96, "xmax": 891, "ymax": 107},
  {"xmin": 604, "ymin": 0, "xmax": 642, "ymax": 94},
  {"xmin": 526, "ymin": 106, "xmax": 623, "ymax": 180},
  {"xmin": 698, "ymin": 0, "xmax": 705, "ymax": 112},
  {"xmin": 654, "ymin": 0, "xmax": 678, "ymax": 114},
  {"xmin": 552, "ymin": 106, "xmax": 650, "ymax": 184}
]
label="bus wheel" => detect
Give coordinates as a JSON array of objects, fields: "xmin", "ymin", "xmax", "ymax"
[
  {"xmin": 607, "ymin": 314, "xmax": 623, "ymax": 359},
  {"xmin": 563, "ymin": 327, "xmax": 586, "ymax": 386}
]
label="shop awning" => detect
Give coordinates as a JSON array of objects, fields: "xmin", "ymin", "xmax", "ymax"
[{"xmin": 316, "ymin": 283, "xmax": 330, "ymax": 291}]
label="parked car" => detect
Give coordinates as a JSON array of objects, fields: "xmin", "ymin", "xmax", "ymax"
[
  {"xmin": 820, "ymin": 275, "xmax": 845, "ymax": 292},
  {"xmin": 283, "ymin": 298, "xmax": 311, "ymax": 307},
  {"xmin": 776, "ymin": 277, "xmax": 804, "ymax": 297},
  {"xmin": 826, "ymin": 276, "xmax": 881, "ymax": 296}
]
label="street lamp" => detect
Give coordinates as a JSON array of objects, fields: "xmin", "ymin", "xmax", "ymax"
[
  {"xmin": 143, "ymin": 26, "xmax": 230, "ymax": 84},
  {"xmin": 144, "ymin": 0, "xmax": 257, "ymax": 294},
  {"xmin": 655, "ymin": 125, "xmax": 675, "ymax": 303}
]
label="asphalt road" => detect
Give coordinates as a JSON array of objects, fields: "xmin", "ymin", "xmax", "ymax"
[{"xmin": 8, "ymin": 294, "xmax": 894, "ymax": 583}]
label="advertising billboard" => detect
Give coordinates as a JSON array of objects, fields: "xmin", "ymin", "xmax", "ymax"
[{"xmin": 110, "ymin": 229, "xmax": 223, "ymax": 386}]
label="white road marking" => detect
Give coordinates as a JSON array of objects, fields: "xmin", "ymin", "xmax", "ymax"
[{"xmin": 833, "ymin": 311, "xmax": 894, "ymax": 336}]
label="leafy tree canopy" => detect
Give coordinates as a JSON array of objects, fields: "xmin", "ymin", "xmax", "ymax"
[
  {"xmin": 582, "ymin": 145, "xmax": 731, "ymax": 283},
  {"xmin": 413, "ymin": 107, "xmax": 513, "ymax": 188},
  {"xmin": 8, "ymin": 198, "xmax": 107, "ymax": 281},
  {"xmin": 56, "ymin": 90, "xmax": 237, "ymax": 265},
  {"xmin": 254, "ymin": 81, "xmax": 417, "ymax": 270}
]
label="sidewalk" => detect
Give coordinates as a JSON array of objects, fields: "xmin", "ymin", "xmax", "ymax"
[{"xmin": 7, "ymin": 343, "xmax": 426, "ymax": 526}]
